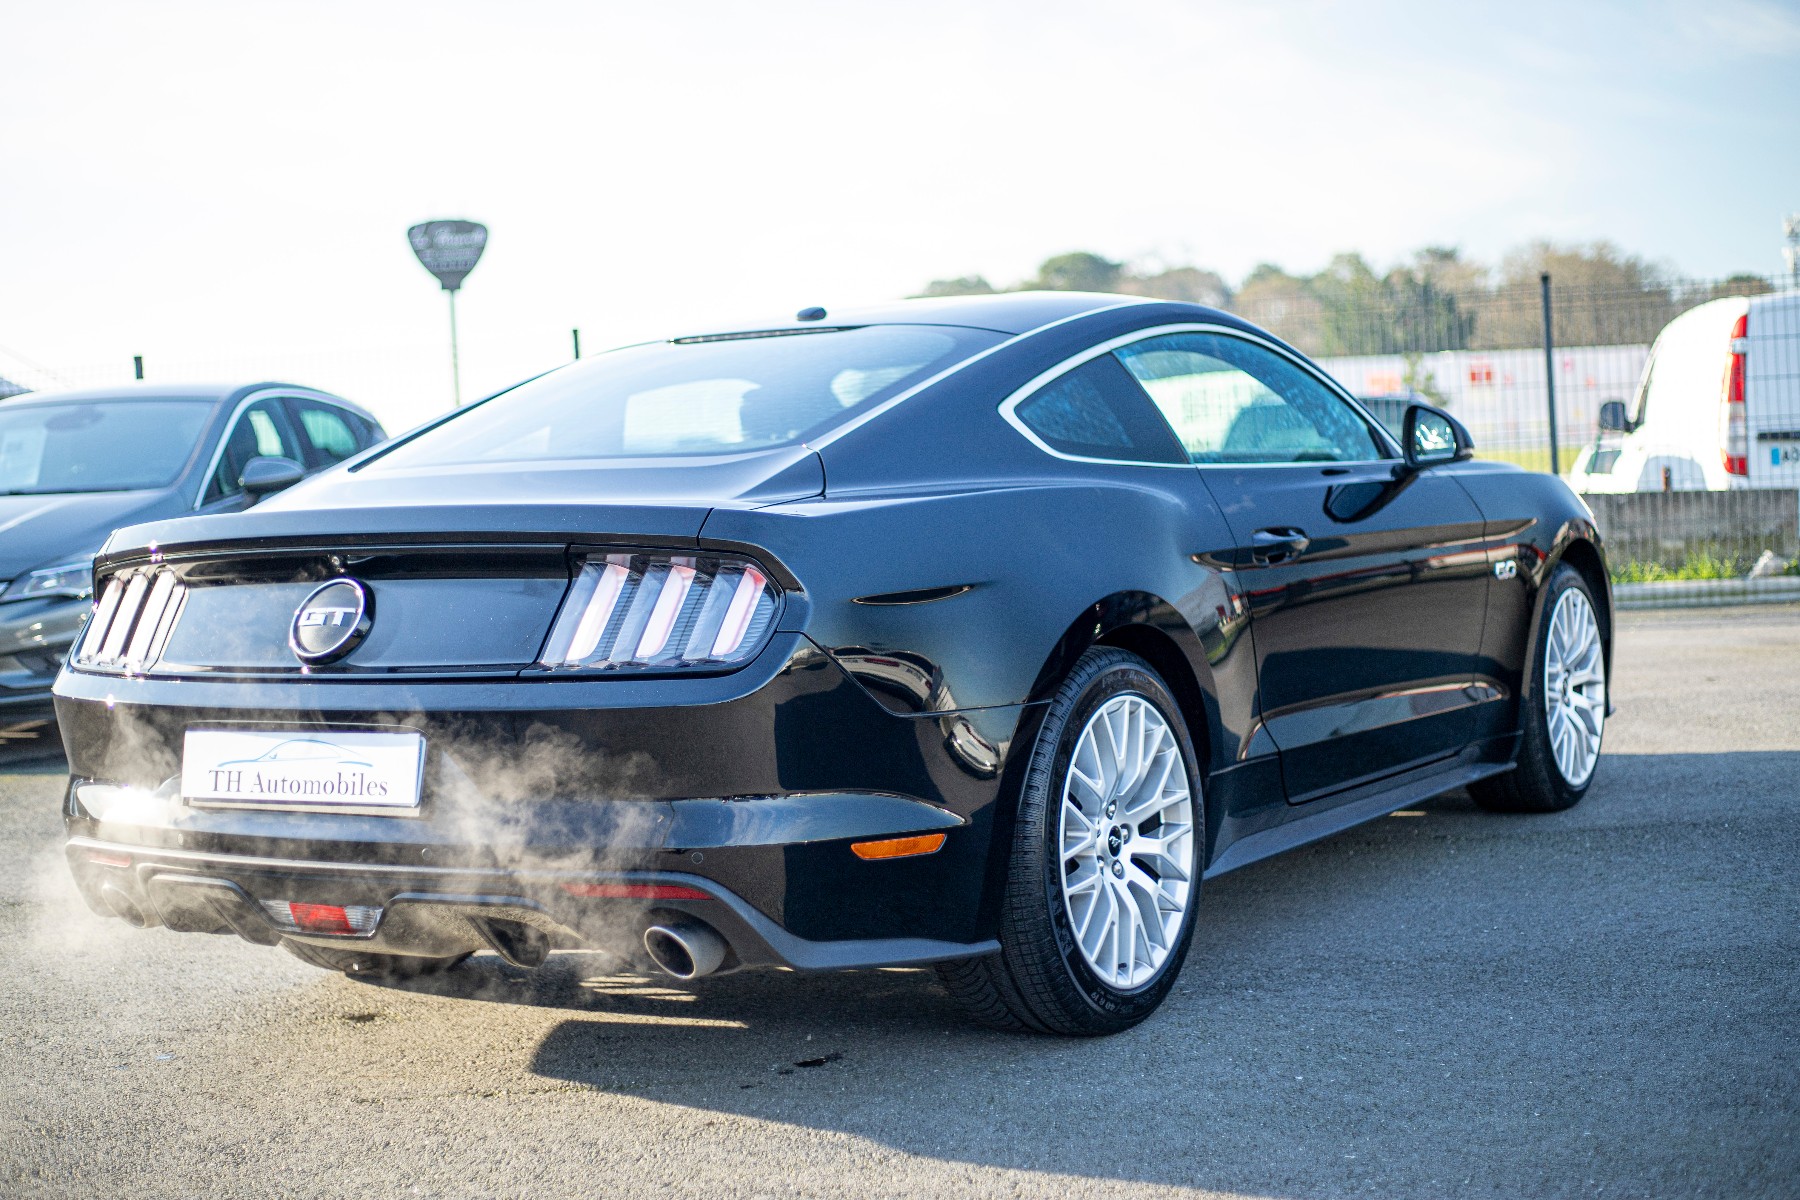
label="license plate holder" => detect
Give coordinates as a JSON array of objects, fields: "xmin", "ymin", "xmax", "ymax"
[{"xmin": 181, "ymin": 728, "xmax": 426, "ymax": 816}]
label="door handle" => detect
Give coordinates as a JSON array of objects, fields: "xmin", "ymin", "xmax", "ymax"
[{"xmin": 1249, "ymin": 527, "xmax": 1310, "ymax": 565}]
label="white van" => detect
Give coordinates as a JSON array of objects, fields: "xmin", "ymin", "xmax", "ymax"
[{"xmin": 1567, "ymin": 290, "xmax": 1800, "ymax": 492}]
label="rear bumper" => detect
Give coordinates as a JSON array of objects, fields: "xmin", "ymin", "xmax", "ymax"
[
  {"xmin": 64, "ymin": 835, "xmax": 997, "ymax": 970},
  {"xmin": 55, "ymin": 636, "xmax": 1031, "ymax": 953}
]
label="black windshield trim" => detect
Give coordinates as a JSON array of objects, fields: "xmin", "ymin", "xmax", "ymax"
[{"xmin": 670, "ymin": 326, "xmax": 864, "ymax": 345}]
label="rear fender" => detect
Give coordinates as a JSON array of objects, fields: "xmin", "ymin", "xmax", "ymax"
[
  {"xmin": 971, "ymin": 590, "xmax": 1241, "ymax": 918},
  {"xmin": 1026, "ymin": 591, "xmax": 1224, "ymax": 774}
]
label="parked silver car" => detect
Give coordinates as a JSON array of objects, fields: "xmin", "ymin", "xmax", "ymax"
[{"xmin": 1, "ymin": 382, "xmax": 385, "ymax": 741}]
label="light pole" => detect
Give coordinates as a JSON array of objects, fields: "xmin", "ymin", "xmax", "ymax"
[{"xmin": 407, "ymin": 220, "xmax": 488, "ymax": 407}]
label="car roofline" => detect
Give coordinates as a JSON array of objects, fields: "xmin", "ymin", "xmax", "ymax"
[{"xmin": 802, "ymin": 300, "xmax": 1152, "ymax": 453}]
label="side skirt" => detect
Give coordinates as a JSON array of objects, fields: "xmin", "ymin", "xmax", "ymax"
[{"xmin": 1202, "ymin": 758, "xmax": 1514, "ymax": 880}]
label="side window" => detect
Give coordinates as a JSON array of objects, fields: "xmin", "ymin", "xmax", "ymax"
[
  {"xmin": 1010, "ymin": 355, "xmax": 1187, "ymax": 464},
  {"xmin": 1115, "ymin": 333, "xmax": 1383, "ymax": 464},
  {"xmin": 351, "ymin": 411, "xmax": 387, "ymax": 447},
  {"xmin": 291, "ymin": 400, "xmax": 362, "ymax": 467},
  {"xmin": 204, "ymin": 399, "xmax": 305, "ymax": 504}
]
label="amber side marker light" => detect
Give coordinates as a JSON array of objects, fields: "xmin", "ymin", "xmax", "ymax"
[{"xmin": 851, "ymin": 833, "xmax": 947, "ymax": 861}]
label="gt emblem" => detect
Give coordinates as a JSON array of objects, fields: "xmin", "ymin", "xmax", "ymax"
[
  {"xmin": 1494, "ymin": 559, "xmax": 1518, "ymax": 581},
  {"xmin": 289, "ymin": 579, "xmax": 373, "ymax": 664}
]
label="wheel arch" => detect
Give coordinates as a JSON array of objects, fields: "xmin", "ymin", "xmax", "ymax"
[
  {"xmin": 1024, "ymin": 590, "xmax": 1222, "ymax": 780},
  {"xmin": 975, "ymin": 592, "xmax": 1224, "ymax": 944},
  {"xmin": 1523, "ymin": 529, "xmax": 1614, "ymax": 705}
]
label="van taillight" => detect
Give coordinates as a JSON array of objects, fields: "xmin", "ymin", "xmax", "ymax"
[{"xmin": 1722, "ymin": 313, "xmax": 1748, "ymax": 476}]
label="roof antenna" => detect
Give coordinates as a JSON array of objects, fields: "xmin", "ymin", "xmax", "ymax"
[{"xmin": 795, "ymin": 306, "xmax": 827, "ymax": 321}]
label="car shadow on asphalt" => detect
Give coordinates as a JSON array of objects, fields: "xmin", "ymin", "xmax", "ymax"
[{"xmin": 370, "ymin": 752, "xmax": 1789, "ymax": 1193}]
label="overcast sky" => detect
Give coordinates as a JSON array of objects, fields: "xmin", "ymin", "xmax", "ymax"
[{"xmin": 3, "ymin": 0, "xmax": 1796, "ymax": 431}]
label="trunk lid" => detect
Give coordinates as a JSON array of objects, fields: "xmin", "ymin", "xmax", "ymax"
[{"xmin": 99, "ymin": 446, "xmax": 824, "ymax": 560}]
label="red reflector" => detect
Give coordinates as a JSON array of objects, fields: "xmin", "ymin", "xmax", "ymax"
[
  {"xmin": 288, "ymin": 902, "xmax": 355, "ymax": 934},
  {"xmin": 84, "ymin": 851, "xmax": 132, "ymax": 868},
  {"xmin": 559, "ymin": 882, "xmax": 711, "ymax": 901}
]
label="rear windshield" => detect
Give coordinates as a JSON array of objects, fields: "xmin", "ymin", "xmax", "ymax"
[
  {"xmin": 0, "ymin": 399, "xmax": 215, "ymax": 493},
  {"xmin": 373, "ymin": 325, "xmax": 1006, "ymax": 467}
]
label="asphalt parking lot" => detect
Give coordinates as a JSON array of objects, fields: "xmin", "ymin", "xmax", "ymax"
[{"xmin": 2, "ymin": 606, "xmax": 1796, "ymax": 1199}]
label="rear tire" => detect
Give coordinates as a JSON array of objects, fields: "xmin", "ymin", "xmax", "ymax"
[
  {"xmin": 1473, "ymin": 562, "xmax": 1607, "ymax": 813},
  {"xmin": 937, "ymin": 647, "xmax": 1202, "ymax": 1036},
  {"xmin": 281, "ymin": 940, "xmax": 470, "ymax": 980}
]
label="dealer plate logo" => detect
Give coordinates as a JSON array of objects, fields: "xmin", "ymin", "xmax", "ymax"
[
  {"xmin": 182, "ymin": 727, "xmax": 425, "ymax": 813},
  {"xmin": 290, "ymin": 579, "xmax": 373, "ymax": 664}
]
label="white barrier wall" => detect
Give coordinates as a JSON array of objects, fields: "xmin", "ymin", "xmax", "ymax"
[{"xmin": 1316, "ymin": 344, "xmax": 1652, "ymax": 455}]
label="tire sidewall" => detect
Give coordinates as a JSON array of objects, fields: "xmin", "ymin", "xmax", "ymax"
[{"xmin": 1026, "ymin": 652, "xmax": 1203, "ymax": 1023}]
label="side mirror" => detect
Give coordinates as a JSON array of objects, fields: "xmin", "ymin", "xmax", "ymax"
[
  {"xmin": 239, "ymin": 455, "xmax": 305, "ymax": 501},
  {"xmin": 1400, "ymin": 402, "xmax": 1472, "ymax": 472},
  {"xmin": 1597, "ymin": 400, "xmax": 1631, "ymax": 433}
]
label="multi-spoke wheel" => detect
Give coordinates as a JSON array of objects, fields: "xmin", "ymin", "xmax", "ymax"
[
  {"xmin": 1543, "ymin": 586, "xmax": 1606, "ymax": 787},
  {"xmin": 1474, "ymin": 562, "xmax": 1608, "ymax": 813},
  {"xmin": 1058, "ymin": 695, "xmax": 1195, "ymax": 990},
  {"xmin": 937, "ymin": 647, "xmax": 1201, "ymax": 1035}
]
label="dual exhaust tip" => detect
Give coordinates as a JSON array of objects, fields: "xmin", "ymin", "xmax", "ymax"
[
  {"xmin": 98, "ymin": 876, "xmax": 729, "ymax": 981},
  {"xmin": 101, "ymin": 883, "xmax": 155, "ymax": 929},
  {"xmin": 642, "ymin": 919, "xmax": 728, "ymax": 980},
  {"xmin": 477, "ymin": 915, "xmax": 729, "ymax": 980}
]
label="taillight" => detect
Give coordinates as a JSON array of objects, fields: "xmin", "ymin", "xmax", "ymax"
[
  {"xmin": 1722, "ymin": 312, "xmax": 1748, "ymax": 476},
  {"xmin": 539, "ymin": 551, "xmax": 779, "ymax": 672},
  {"xmin": 73, "ymin": 565, "xmax": 187, "ymax": 674}
]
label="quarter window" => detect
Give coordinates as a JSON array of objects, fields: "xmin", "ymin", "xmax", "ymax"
[
  {"xmin": 1011, "ymin": 355, "xmax": 1187, "ymax": 464},
  {"xmin": 1115, "ymin": 333, "xmax": 1383, "ymax": 464}
]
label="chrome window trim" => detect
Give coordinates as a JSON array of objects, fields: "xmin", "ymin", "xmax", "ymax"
[
  {"xmin": 996, "ymin": 321, "xmax": 1403, "ymax": 469},
  {"xmin": 190, "ymin": 388, "xmax": 367, "ymax": 508},
  {"xmin": 804, "ymin": 299, "xmax": 1153, "ymax": 452}
]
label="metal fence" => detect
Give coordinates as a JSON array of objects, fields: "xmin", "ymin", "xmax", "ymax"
[
  {"xmin": 1232, "ymin": 275, "xmax": 1775, "ymax": 472},
  {"xmin": 6, "ymin": 275, "xmax": 1800, "ymax": 608},
  {"xmin": 1232, "ymin": 273, "xmax": 1800, "ymax": 607}
]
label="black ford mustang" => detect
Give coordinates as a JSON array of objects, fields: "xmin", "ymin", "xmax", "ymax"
[{"xmin": 56, "ymin": 293, "xmax": 1610, "ymax": 1035}]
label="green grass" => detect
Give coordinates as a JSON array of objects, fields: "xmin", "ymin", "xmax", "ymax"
[
  {"xmin": 1610, "ymin": 552, "xmax": 1800, "ymax": 583},
  {"xmin": 1610, "ymin": 553, "xmax": 1746, "ymax": 583}
]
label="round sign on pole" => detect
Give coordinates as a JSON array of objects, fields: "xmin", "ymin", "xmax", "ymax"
[
  {"xmin": 407, "ymin": 220, "xmax": 488, "ymax": 291},
  {"xmin": 408, "ymin": 219, "xmax": 487, "ymax": 408}
]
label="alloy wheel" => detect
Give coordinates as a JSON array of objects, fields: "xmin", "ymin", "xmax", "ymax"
[
  {"xmin": 1057, "ymin": 694, "xmax": 1196, "ymax": 990},
  {"xmin": 1543, "ymin": 587, "xmax": 1606, "ymax": 787}
]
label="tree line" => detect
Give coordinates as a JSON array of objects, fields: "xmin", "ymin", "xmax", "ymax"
[{"xmin": 919, "ymin": 244, "xmax": 1772, "ymax": 356}]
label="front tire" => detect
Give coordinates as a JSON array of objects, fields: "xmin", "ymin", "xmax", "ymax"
[
  {"xmin": 938, "ymin": 647, "xmax": 1202, "ymax": 1035},
  {"xmin": 1473, "ymin": 562, "xmax": 1607, "ymax": 813}
]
